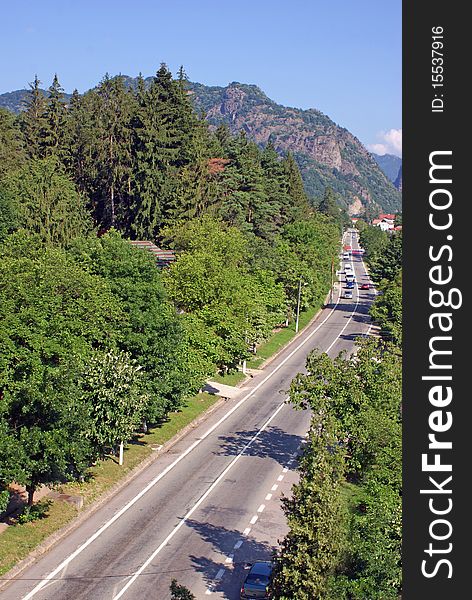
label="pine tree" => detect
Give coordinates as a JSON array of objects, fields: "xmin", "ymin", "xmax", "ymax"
[
  {"xmin": 283, "ymin": 152, "xmax": 311, "ymax": 221},
  {"xmin": 318, "ymin": 186, "xmax": 340, "ymax": 219},
  {"xmin": 81, "ymin": 75, "xmax": 137, "ymax": 231},
  {"xmin": 132, "ymin": 64, "xmax": 199, "ymax": 239},
  {"xmin": 18, "ymin": 75, "xmax": 47, "ymax": 159},
  {"xmin": 42, "ymin": 74, "xmax": 66, "ymax": 157}
]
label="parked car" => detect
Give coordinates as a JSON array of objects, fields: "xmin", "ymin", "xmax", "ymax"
[
  {"xmin": 240, "ymin": 561, "xmax": 273, "ymax": 599},
  {"xmin": 346, "ymin": 281, "xmax": 355, "ymax": 289},
  {"xmin": 345, "ymin": 274, "xmax": 355, "ymax": 283},
  {"xmin": 360, "ymin": 283, "xmax": 370, "ymax": 290},
  {"xmin": 344, "ymin": 290, "xmax": 353, "ymax": 299}
]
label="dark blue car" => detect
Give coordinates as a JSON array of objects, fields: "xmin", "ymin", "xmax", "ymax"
[{"xmin": 240, "ymin": 561, "xmax": 273, "ymax": 598}]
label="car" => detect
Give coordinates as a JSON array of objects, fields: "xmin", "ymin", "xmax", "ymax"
[
  {"xmin": 345, "ymin": 274, "xmax": 355, "ymax": 282},
  {"xmin": 344, "ymin": 264, "xmax": 352, "ymax": 272},
  {"xmin": 361, "ymin": 282, "xmax": 370, "ymax": 290},
  {"xmin": 344, "ymin": 290, "xmax": 353, "ymax": 299},
  {"xmin": 240, "ymin": 561, "xmax": 273, "ymax": 599},
  {"xmin": 342, "ymin": 252, "xmax": 350, "ymax": 260},
  {"xmin": 346, "ymin": 281, "xmax": 354, "ymax": 289}
]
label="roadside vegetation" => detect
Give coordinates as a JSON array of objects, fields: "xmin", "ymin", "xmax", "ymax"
[
  {"xmin": 0, "ymin": 65, "xmax": 346, "ymax": 557},
  {"xmin": 272, "ymin": 224, "xmax": 403, "ymax": 599}
]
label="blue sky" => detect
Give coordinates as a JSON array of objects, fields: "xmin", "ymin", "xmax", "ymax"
[{"xmin": 0, "ymin": 0, "xmax": 401, "ymax": 155}]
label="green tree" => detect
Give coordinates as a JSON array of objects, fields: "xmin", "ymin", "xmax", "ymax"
[
  {"xmin": 0, "ymin": 234, "xmax": 123, "ymax": 503},
  {"xmin": 0, "ymin": 108, "xmax": 26, "ymax": 179},
  {"xmin": 369, "ymin": 231, "xmax": 402, "ymax": 282},
  {"xmin": 170, "ymin": 579, "xmax": 195, "ymax": 600},
  {"xmin": 271, "ymin": 410, "xmax": 346, "ymax": 599},
  {"xmin": 369, "ymin": 271, "xmax": 402, "ymax": 345},
  {"xmin": 283, "ymin": 340, "xmax": 402, "ymax": 598},
  {"xmin": 283, "ymin": 152, "xmax": 311, "ymax": 221},
  {"xmin": 42, "ymin": 74, "xmax": 66, "ymax": 157},
  {"xmin": 359, "ymin": 224, "xmax": 389, "ymax": 261},
  {"xmin": 69, "ymin": 230, "xmax": 193, "ymax": 421},
  {"xmin": 0, "ymin": 156, "xmax": 93, "ymax": 245},
  {"xmin": 81, "ymin": 350, "xmax": 146, "ymax": 458},
  {"xmin": 18, "ymin": 75, "xmax": 47, "ymax": 159}
]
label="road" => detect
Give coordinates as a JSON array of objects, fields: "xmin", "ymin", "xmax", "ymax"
[{"xmin": 1, "ymin": 230, "xmax": 376, "ymax": 600}]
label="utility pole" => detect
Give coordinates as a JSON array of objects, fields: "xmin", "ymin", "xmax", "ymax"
[{"xmin": 295, "ymin": 277, "xmax": 302, "ymax": 333}]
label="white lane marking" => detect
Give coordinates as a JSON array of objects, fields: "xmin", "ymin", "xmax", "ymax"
[
  {"xmin": 225, "ymin": 555, "xmax": 234, "ymax": 564},
  {"xmin": 271, "ymin": 484, "xmax": 278, "ymax": 491},
  {"xmin": 243, "ymin": 528, "xmax": 251, "ymax": 536},
  {"xmin": 257, "ymin": 504, "xmax": 265, "ymax": 513},
  {"xmin": 265, "ymin": 493, "xmax": 272, "ymax": 501},
  {"xmin": 23, "ymin": 270, "xmax": 346, "ymax": 600},
  {"xmin": 111, "ymin": 402, "xmax": 286, "ymax": 600},
  {"xmin": 282, "ymin": 467, "xmax": 288, "ymax": 473},
  {"xmin": 277, "ymin": 475, "xmax": 284, "ymax": 482},
  {"xmin": 234, "ymin": 540, "xmax": 243, "ymax": 549},
  {"xmin": 215, "ymin": 569, "xmax": 225, "ymax": 580},
  {"xmin": 250, "ymin": 515, "xmax": 259, "ymax": 525},
  {"xmin": 205, "ymin": 589, "xmax": 212, "ymax": 595}
]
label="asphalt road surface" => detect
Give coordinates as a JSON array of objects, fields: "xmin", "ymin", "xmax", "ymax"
[{"xmin": 1, "ymin": 230, "xmax": 376, "ymax": 600}]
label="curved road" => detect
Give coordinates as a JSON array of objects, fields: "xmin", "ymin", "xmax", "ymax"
[{"xmin": 1, "ymin": 230, "xmax": 376, "ymax": 600}]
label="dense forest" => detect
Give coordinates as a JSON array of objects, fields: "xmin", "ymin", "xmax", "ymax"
[
  {"xmin": 271, "ymin": 224, "xmax": 403, "ymax": 598},
  {"xmin": 0, "ymin": 66, "xmax": 345, "ymax": 512}
]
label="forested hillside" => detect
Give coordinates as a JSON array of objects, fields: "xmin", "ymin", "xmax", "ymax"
[
  {"xmin": 0, "ymin": 66, "xmax": 343, "ymax": 512},
  {"xmin": 0, "ymin": 76, "xmax": 401, "ymax": 215}
]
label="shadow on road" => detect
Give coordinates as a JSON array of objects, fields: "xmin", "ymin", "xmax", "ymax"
[
  {"xmin": 215, "ymin": 425, "xmax": 303, "ymax": 469},
  {"xmin": 186, "ymin": 519, "xmax": 275, "ymax": 599}
]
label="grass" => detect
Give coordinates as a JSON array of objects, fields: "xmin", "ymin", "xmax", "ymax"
[
  {"xmin": 211, "ymin": 370, "xmax": 246, "ymax": 387},
  {"xmin": 0, "ymin": 502, "xmax": 77, "ymax": 577},
  {"xmin": 0, "ymin": 392, "xmax": 218, "ymax": 577},
  {"xmin": 248, "ymin": 305, "xmax": 320, "ymax": 369}
]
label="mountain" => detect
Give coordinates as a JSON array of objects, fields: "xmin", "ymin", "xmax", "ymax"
[
  {"xmin": 0, "ymin": 79, "xmax": 401, "ymax": 215},
  {"xmin": 188, "ymin": 82, "xmax": 401, "ymax": 214},
  {"xmin": 0, "ymin": 88, "xmax": 73, "ymax": 113},
  {"xmin": 394, "ymin": 165, "xmax": 402, "ymax": 192},
  {"xmin": 372, "ymin": 152, "xmax": 402, "ymax": 185}
]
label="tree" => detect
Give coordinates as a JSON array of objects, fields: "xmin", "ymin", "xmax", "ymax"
[
  {"xmin": 283, "ymin": 152, "xmax": 311, "ymax": 221},
  {"xmin": 18, "ymin": 75, "xmax": 47, "ymax": 159},
  {"xmin": 69, "ymin": 230, "xmax": 194, "ymax": 422},
  {"xmin": 271, "ymin": 410, "xmax": 346, "ymax": 599},
  {"xmin": 281, "ymin": 339, "xmax": 402, "ymax": 598},
  {"xmin": 81, "ymin": 350, "xmax": 146, "ymax": 458},
  {"xmin": 369, "ymin": 271, "xmax": 402, "ymax": 345},
  {"xmin": 369, "ymin": 231, "xmax": 402, "ymax": 282},
  {"xmin": 359, "ymin": 224, "xmax": 389, "ymax": 261},
  {"xmin": 318, "ymin": 186, "xmax": 340, "ymax": 220},
  {"xmin": 0, "ymin": 234, "xmax": 123, "ymax": 503},
  {"xmin": 162, "ymin": 217, "xmax": 286, "ymax": 371},
  {"xmin": 170, "ymin": 579, "xmax": 195, "ymax": 600},
  {"xmin": 42, "ymin": 74, "xmax": 66, "ymax": 157},
  {"xmin": 0, "ymin": 108, "xmax": 26, "ymax": 179},
  {"xmin": 0, "ymin": 156, "xmax": 93, "ymax": 245}
]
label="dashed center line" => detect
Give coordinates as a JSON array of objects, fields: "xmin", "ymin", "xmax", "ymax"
[
  {"xmin": 225, "ymin": 555, "xmax": 234, "ymax": 564},
  {"xmin": 234, "ymin": 540, "xmax": 243, "ymax": 549},
  {"xmin": 257, "ymin": 504, "xmax": 265, "ymax": 513},
  {"xmin": 271, "ymin": 484, "xmax": 278, "ymax": 491},
  {"xmin": 243, "ymin": 527, "xmax": 251, "ymax": 536},
  {"xmin": 250, "ymin": 515, "xmax": 259, "ymax": 525},
  {"xmin": 277, "ymin": 474, "xmax": 284, "ymax": 481},
  {"xmin": 265, "ymin": 493, "xmax": 272, "ymax": 501}
]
